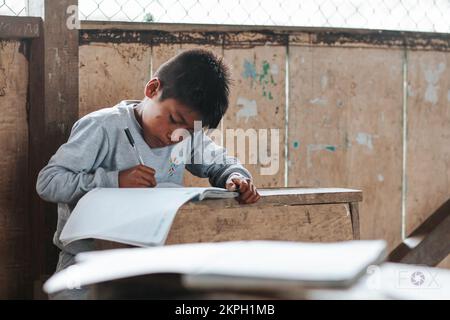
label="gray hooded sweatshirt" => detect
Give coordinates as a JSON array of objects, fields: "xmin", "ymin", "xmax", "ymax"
[{"xmin": 36, "ymin": 100, "xmax": 251, "ymax": 266}]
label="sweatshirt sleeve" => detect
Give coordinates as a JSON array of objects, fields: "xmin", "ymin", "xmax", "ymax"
[
  {"xmin": 185, "ymin": 132, "xmax": 252, "ymax": 188},
  {"xmin": 36, "ymin": 116, "xmax": 119, "ymax": 204}
]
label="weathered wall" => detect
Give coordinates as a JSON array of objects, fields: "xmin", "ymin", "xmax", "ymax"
[
  {"xmin": 77, "ymin": 27, "xmax": 450, "ymax": 257},
  {"xmin": 405, "ymin": 51, "xmax": 450, "ymax": 236},
  {"xmin": 0, "ymin": 40, "xmax": 31, "ymax": 298},
  {"xmin": 288, "ymin": 46, "xmax": 404, "ymax": 251}
]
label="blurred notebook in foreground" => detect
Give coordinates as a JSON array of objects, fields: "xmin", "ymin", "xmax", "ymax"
[
  {"xmin": 60, "ymin": 186, "xmax": 238, "ymax": 247},
  {"xmin": 44, "ymin": 240, "xmax": 387, "ymax": 295}
]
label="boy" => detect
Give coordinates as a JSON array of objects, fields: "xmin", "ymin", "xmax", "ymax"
[{"xmin": 36, "ymin": 49, "xmax": 260, "ymax": 299}]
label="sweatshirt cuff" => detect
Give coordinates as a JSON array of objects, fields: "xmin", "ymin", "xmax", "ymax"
[
  {"xmin": 103, "ymin": 170, "xmax": 119, "ymax": 188},
  {"xmin": 213, "ymin": 166, "xmax": 252, "ymax": 188}
]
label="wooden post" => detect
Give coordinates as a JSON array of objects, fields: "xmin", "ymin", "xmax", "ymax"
[{"xmin": 27, "ymin": 0, "xmax": 79, "ymax": 298}]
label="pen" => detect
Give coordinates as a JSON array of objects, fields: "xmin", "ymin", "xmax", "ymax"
[{"xmin": 124, "ymin": 127, "xmax": 145, "ymax": 165}]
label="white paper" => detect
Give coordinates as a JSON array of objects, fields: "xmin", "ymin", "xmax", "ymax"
[
  {"xmin": 44, "ymin": 240, "xmax": 387, "ymax": 294},
  {"xmin": 60, "ymin": 187, "xmax": 237, "ymax": 247}
]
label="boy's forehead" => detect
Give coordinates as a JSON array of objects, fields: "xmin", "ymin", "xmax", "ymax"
[{"xmin": 168, "ymin": 99, "xmax": 199, "ymax": 115}]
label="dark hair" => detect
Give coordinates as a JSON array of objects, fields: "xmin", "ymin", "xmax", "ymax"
[{"xmin": 154, "ymin": 49, "xmax": 230, "ymax": 129}]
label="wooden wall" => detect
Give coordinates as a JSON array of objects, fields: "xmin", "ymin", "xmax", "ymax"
[
  {"xmin": 0, "ymin": 40, "xmax": 31, "ymax": 298},
  {"xmin": 288, "ymin": 46, "xmax": 404, "ymax": 251},
  {"xmin": 406, "ymin": 51, "xmax": 450, "ymax": 235},
  {"xmin": 78, "ymin": 26, "xmax": 450, "ymax": 256}
]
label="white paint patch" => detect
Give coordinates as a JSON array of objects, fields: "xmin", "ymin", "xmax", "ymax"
[
  {"xmin": 407, "ymin": 84, "xmax": 415, "ymax": 97},
  {"xmin": 356, "ymin": 132, "xmax": 373, "ymax": 150},
  {"xmin": 447, "ymin": 90, "xmax": 450, "ymax": 102},
  {"xmin": 270, "ymin": 64, "xmax": 279, "ymax": 75},
  {"xmin": 309, "ymin": 97, "xmax": 327, "ymax": 106},
  {"xmin": 377, "ymin": 174, "xmax": 384, "ymax": 182},
  {"xmin": 300, "ymin": 57, "xmax": 305, "ymax": 64},
  {"xmin": 320, "ymin": 75, "xmax": 328, "ymax": 90},
  {"xmin": 53, "ymin": 48, "xmax": 61, "ymax": 67},
  {"xmin": 236, "ymin": 97, "xmax": 257, "ymax": 123},
  {"xmin": 424, "ymin": 62, "xmax": 446, "ymax": 105}
]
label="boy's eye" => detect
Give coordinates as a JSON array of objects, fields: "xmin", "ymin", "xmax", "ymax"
[{"xmin": 169, "ymin": 114, "xmax": 176, "ymax": 124}]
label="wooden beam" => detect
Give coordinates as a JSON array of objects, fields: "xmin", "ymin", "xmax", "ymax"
[
  {"xmin": 27, "ymin": 0, "xmax": 79, "ymax": 296},
  {"xmin": 0, "ymin": 16, "xmax": 41, "ymax": 39},
  {"xmin": 79, "ymin": 21, "xmax": 450, "ymax": 51},
  {"xmin": 388, "ymin": 199, "xmax": 450, "ymax": 266}
]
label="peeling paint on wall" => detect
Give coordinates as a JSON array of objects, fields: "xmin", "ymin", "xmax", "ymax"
[
  {"xmin": 356, "ymin": 132, "xmax": 374, "ymax": 150},
  {"xmin": 320, "ymin": 74, "xmax": 328, "ymax": 90},
  {"xmin": 242, "ymin": 59, "xmax": 277, "ymax": 100},
  {"xmin": 236, "ymin": 97, "xmax": 258, "ymax": 123},
  {"xmin": 309, "ymin": 97, "xmax": 327, "ymax": 106},
  {"xmin": 424, "ymin": 62, "xmax": 446, "ymax": 105},
  {"xmin": 242, "ymin": 59, "xmax": 257, "ymax": 81},
  {"xmin": 407, "ymin": 84, "xmax": 415, "ymax": 97},
  {"xmin": 306, "ymin": 144, "xmax": 337, "ymax": 168}
]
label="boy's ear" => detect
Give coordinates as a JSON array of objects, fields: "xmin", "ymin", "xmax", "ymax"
[{"xmin": 144, "ymin": 78, "xmax": 161, "ymax": 99}]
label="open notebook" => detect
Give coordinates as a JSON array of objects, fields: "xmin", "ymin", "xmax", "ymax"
[
  {"xmin": 59, "ymin": 186, "xmax": 238, "ymax": 247},
  {"xmin": 43, "ymin": 240, "xmax": 387, "ymax": 295}
]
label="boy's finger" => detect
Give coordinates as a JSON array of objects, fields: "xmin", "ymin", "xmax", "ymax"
[
  {"xmin": 240, "ymin": 188, "xmax": 254, "ymax": 202},
  {"xmin": 139, "ymin": 165, "xmax": 156, "ymax": 175},
  {"xmin": 139, "ymin": 173, "xmax": 156, "ymax": 186},
  {"xmin": 226, "ymin": 181, "xmax": 237, "ymax": 191},
  {"xmin": 236, "ymin": 179, "xmax": 249, "ymax": 192},
  {"xmin": 250, "ymin": 193, "xmax": 261, "ymax": 203}
]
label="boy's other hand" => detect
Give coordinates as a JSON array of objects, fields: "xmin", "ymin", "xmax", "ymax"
[
  {"xmin": 226, "ymin": 174, "xmax": 261, "ymax": 204},
  {"xmin": 119, "ymin": 164, "xmax": 157, "ymax": 188}
]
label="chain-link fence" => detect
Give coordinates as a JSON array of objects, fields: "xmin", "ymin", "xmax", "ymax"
[
  {"xmin": 1, "ymin": 0, "xmax": 450, "ymax": 33},
  {"xmin": 0, "ymin": 0, "xmax": 27, "ymax": 16}
]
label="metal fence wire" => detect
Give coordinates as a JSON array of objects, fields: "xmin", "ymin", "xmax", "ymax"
[
  {"xmin": 1, "ymin": 0, "xmax": 450, "ymax": 33},
  {"xmin": 0, "ymin": 0, "xmax": 27, "ymax": 16}
]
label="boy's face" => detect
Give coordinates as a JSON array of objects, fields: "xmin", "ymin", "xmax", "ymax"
[{"xmin": 139, "ymin": 78, "xmax": 202, "ymax": 149}]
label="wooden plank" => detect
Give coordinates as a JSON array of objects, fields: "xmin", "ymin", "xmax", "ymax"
[
  {"xmin": 388, "ymin": 199, "xmax": 450, "ymax": 267},
  {"xmin": 349, "ymin": 202, "xmax": 361, "ymax": 240},
  {"xmin": 163, "ymin": 188, "xmax": 362, "ymax": 210},
  {"xmin": 0, "ymin": 41, "xmax": 30, "ymax": 299},
  {"xmin": 0, "ymin": 16, "xmax": 41, "ymax": 39},
  {"xmin": 167, "ymin": 203, "xmax": 354, "ymax": 244},
  {"xmin": 437, "ymin": 255, "xmax": 450, "ymax": 269},
  {"xmin": 405, "ymin": 51, "xmax": 450, "ymax": 236},
  {"xmin": 287, "ymin": 46, "xmax": 404, "ymax": 252},
  {"xmin": 80, "ymin": 21, "xmax": 450, "ymax": 52},
  {"xmin": 28, "ymin": 0, "xmax": 79, "ymax": 296},
  {"xmin": 79, "ymin": 42, "xmax": 152, "ymax": 116},
  {"xmin": 223, "ymin": 43, "xmax": 286, "ymax": 188}
]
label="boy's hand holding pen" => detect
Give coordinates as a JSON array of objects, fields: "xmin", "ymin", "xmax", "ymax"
[{"xmin": 119, "ymin": 128, "xmax": 157, "ymax": 188}]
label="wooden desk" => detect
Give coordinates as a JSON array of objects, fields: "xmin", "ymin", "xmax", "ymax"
[{"xmin": 96, "ymin": 188, "xmax": 362, "ymax": 250}]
